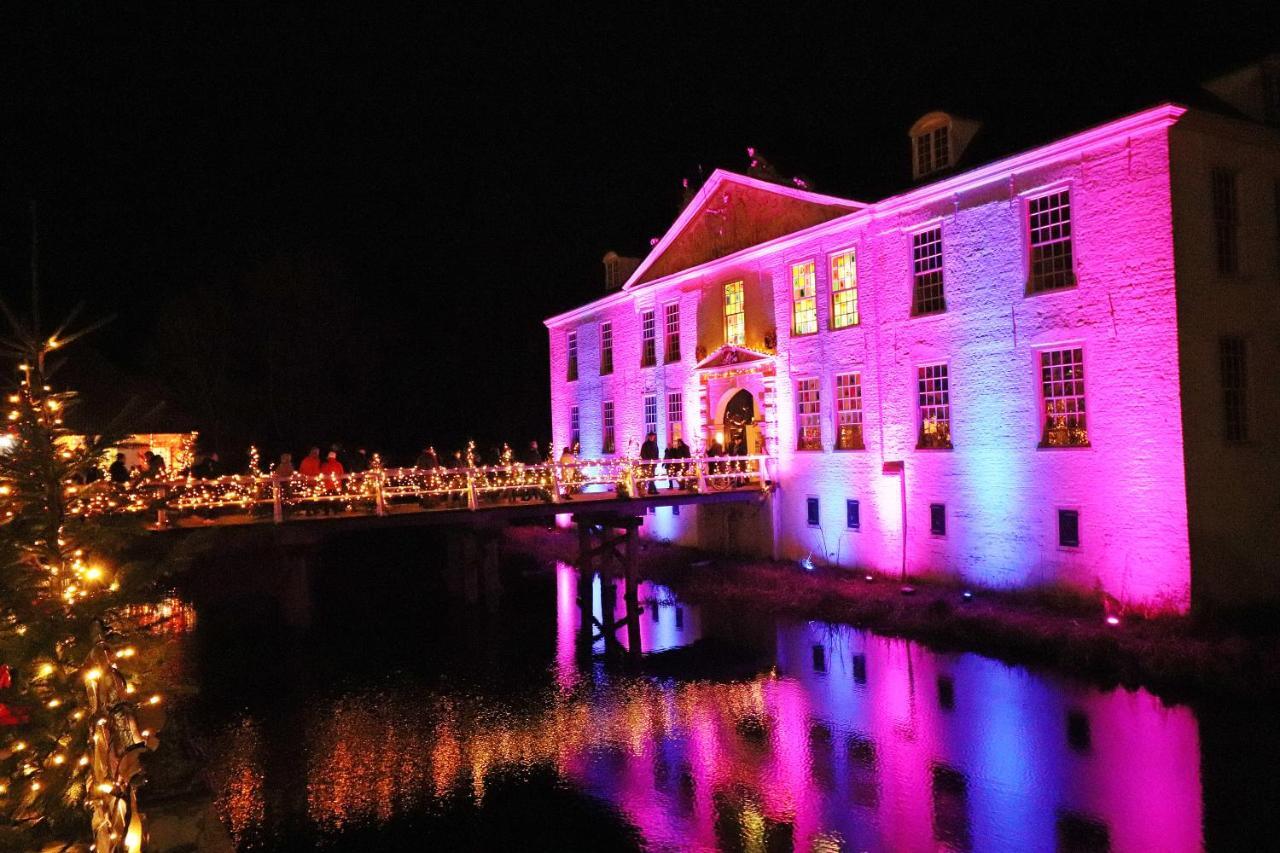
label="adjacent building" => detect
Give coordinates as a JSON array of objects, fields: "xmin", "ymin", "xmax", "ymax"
[{"xmin": 546, "ymin": 60, "xmax": 1280, "ymax": 614}]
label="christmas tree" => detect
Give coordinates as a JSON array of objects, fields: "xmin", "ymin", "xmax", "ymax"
[{"xmin": 0, "ymin": 311, "xmax": 175, "ymax": 851}]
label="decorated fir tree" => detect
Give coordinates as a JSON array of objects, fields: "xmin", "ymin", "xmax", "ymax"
[{"xmin": 0, "ymin": 313, "xmax": 174, "ymax": 850}]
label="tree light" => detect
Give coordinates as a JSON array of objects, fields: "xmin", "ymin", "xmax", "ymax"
[{"xmin": 83, "ymin": 667, "xmax": 103, "ymax": 683}]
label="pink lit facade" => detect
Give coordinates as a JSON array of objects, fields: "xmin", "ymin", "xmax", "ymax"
[{"xmin": 547, "ymin": 100, "xmax": 1280, "ymax": 613}]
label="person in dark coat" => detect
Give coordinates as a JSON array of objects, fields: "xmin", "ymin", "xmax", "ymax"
[
  {"xmin": 640, "ymin": 432, "xmax": 660, "ymax": 495},
  {"xmin": 673, "ymin": 437, "xmax": 692, "ymax": 489},
  {"xmin": 522, "ymin": 441, "xmax": 542, "ymax": 466},
  {"xmin": 109, "ymin": 453, "xmax": 129, "ymax": 483},
  {"xmin": 663, "ymin": 441, "xmax": 681, "ymax": 490}
]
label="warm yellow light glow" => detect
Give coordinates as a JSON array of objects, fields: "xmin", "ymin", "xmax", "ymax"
[
  {"xmin": 85, "ymin": 566, "xmax": 103, "ymax": 581},
  {"xmin": 29, "ymin": 780, "xmax": 40, "ymax": 791},
  {"xmin": 83, "ymin": 667, "xmax": 103, "ymax": 683},
  {"xmin": 125, "ymin": 683, "xmax": 136, "ymax": 695},
  {"xmin": 97, "ymin": 783, "xmax": 114, "ymax": 794},
  {"xmin": 46, "ymin": 699, "xmax": 60, "ymax": 709},
  {"xmin": 37, "ymin": 663, "xmax": 54, "ymax": 678},
  {"xmin": 51, "ymin": 754, "xmax": 65, "ymax": 765},
  {"xmin": 12, "ymin": 741, "xmax": 26, "ymax": 751},
  {"xmin": 148, "ymin": 695, "xmax": 161, "ymax": 705},
  {"xmin": 46, "ymin": 338, "xmax": 59, "ymax": 349},
  {"xmin": 78, "ymin": 755, "xmax": 89, "ymax": 767},
  {"xmin": 115, "ymin": 647, "xmax": 136, "ymax": 659}
]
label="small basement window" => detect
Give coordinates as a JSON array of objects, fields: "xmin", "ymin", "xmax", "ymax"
[
  {"xmin": 1058, "ymin": 509, "xmax": 1080, "ymax": 548},
  {"xmin": 846, "ymin": 499, "xmax": 860, "ymax": 530},
  {"xmin": 930, "ymin": 503, "xmax": 946, "ymax": 536},
  {"xmin": 806, "ymin": 497, "xmax": 820, "ymax": 527}
]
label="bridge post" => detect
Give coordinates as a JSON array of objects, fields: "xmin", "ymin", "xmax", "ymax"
[
  {"xmin": 623, "ymin": 523, "xmax": 641, "ymax": 660},
  {"xmin": 550, "ymin": 463, "xmax": 562, "ymax": 503},
  {"xmin": 466, "ymin": 468, "xmax": 479, "ymax": 511},
  {"xmin": 697, "ymin": 459, "xmax": 707, "ymax": 494},
  {"xmin": 155, "ymin": 484, "xmax": 168, "ymax": 529},
  {"xmin": 576, "ymin": 522, "xmax": 594, "ymax": 646},
  {"xmin": 272, "ymin": 479, "xmax": 284, "ymax": 524},
  {"xmin": 374, "ymin": 471, "xmax": 386, "ymax": 517}
]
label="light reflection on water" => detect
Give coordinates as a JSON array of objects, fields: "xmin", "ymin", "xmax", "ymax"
[{"xmin": 208, "ymin": 560, "xmax": 1205, "ymax": 852}]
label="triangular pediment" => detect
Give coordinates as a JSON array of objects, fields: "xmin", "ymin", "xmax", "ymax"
[
  {"xmin": 626, "ymin": 170, "xmax": 863, "ymax": 289},
  {"xmin": 695, "ymin": 344, "xmax": 775, "ymax": 371}
]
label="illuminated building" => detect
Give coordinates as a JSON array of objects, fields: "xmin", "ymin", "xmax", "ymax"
[{"xmin": 545, "ymin": 59, "xmax": 1280, "ymax": 613}]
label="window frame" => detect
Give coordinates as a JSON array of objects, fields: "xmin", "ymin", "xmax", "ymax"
[
  {"xmin": 795, "ymin": 376, "xmax": 823, "ymax": 451},
  {"xmin": 1036, "ymin": 344, "xmax": 1090, "ymax": 449},
  {"xmin": 601, "ymin": 401, "xmax": 615, "ymax": 455},
  {"xmin": 1220, "ymin": 335, "xmax": 1249, "ymax": 444},
  {"xmin": 599, "ymin": 321, "xmax": 613, "ymax": 375},
  {"xmin": 806, "ymin": 496, "xmax": 821, "ymax": 528},
  {"xmin": 1057, "ymin": 507, "xmax": 1081, "ymax": 549},
  {"xmin": 667, "ymin": 391, "xmax": 683, "ymax": 445},
  {"xmin": 1211, "ymin": 167, "xmax": 1239, "ymax": 276},
  {"xmin": 910, "ymin": 224, "xmax": 947, "ymax": 316},
  {"xmin": 828, "ymin": 246, "xmax": 860, "ymax": 330},
  {"xmin": 791, "ymin": 259, "xmax": 818, "ymax": 337},
  {"xmin": 566, "ymin": 330, "xmax": 579, "ymax": 381},
  {"xmin": 1024, "ymin": 184, "xmax": 1077, "ymax": 295},
  {"xmin": 663, "ymin": 302, "xmax": 681, "ymax": 363},
  {"xmin": 834, "ymin": 371, "xmax": 865, "ymax": 451},
  {"xmin": 913, "ymin": 122, "xmax": 952, "ymax": 179},
  {"xmin": 723, "ymin": 280, "xmax": 745, "ymax": 347},
  {"xmin": 640, "ymin": 309, "xmax": 657, "ymax": 368},
  {"xmin": 643, "ymin": 393, "xmax": 658, "ymax": 441},
  {"xmin": 916, "ymin": 362, "xmax": 953, "ymax": 450},
  {"xmin": 846, "ymin": 499, "xmax": 861, "ymax": 531},
  {"xmin": 929, "ymin": 502, "xmax": 947, "ymax": 537},
  {"xmin": 569, "ymin": 406, "xmax": 580, "ymax": 449}
]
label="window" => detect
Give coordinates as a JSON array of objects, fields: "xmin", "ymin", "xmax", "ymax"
[
  {"xmin": 835, "ymin": 372, "xmax": 864, "ymax": 450},
  {"xmin": 570, "ymin": 406, "xmax": 580, "ymax": 448},
  {"xmin": 930, "ymin": 503, "xmax": 946, "ymax": 536},
  {"xmin": 566, "ymin": 331, "xmax": 578, "ymax": 381},
  {"xmin": 846, "ymin": 499, "xmax": 860, "ymax": 530},
  {"xmin": 915, "ymin": 125, "xmax": 951, "ymax": 177},
  {"xmin": 640, "ymin": 310, "xmax": 656, "ymax": 367},
  {"xmin": 667, "ymin": 391, "xmax": 683, "ymax": 443},
  {"xmin": 1211, "ymin": 168, "xmax": 1238, "ymax": 275},
  {"xmin": 1039, "ymin": 348, "xmax": 1088, "ymax": 447},
  {"xmin": 600, "ymin": 322, "xmax": 613, "ymax": 375},
  {"xmin": 830, "ymin": 249, "xmax": 859, "ymax": 329},
  {"xmin": 664, "ymin": 303, "xmax": 681, "ymax": 362},
  {"xmin": 1220, "ymin": 336, "xmax": 1248, "ymax": 442},
  {"xmin": 1058, "ymin": 509, "xmax": 1080, "ymax": 548},
  {"xmin": 796, "ymin": 378, "xmax": 822, "ymax": 450},
  {"xmin": 602, "ymin": 401, "xmax": 615, "ymax": 454},
  {"xmin": 917, "ymin": 363, "xmax": 952, "ymax": 449},
  {"xmin": 911, "ymin": 227, "xmax": 946, "ymax": 315},
  {"xmin": 724, "ymin": 281, "xmax": 745, "ymax": 346},
  {"xmin": 791, "ymin": 260, "xmax": 817, "ymax": 335},
  {"xmin": 806, "ymin": 497, "xmax": 820, "ymax": 527},
  {"xmin": 643, "ymin": 393, "xmax": 658, "ymax": 439},
  {"xmin": 1027, "ymin": 189, "xmax": 1074, "ymax": 292}
]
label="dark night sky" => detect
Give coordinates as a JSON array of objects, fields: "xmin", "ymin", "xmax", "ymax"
[{"xmin": 0, "ymin": 4, "xmax": 1276, "ymax": 461}]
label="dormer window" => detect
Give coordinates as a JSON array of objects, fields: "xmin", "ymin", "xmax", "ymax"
[{"xmin": 910, "ymin": 112, "xmax": 964, "ymax": 180}]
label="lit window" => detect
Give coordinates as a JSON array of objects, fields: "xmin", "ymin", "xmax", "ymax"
[
  {"xmin": 791, "ymin": 261, "xmax": 817, "ymax": 335},
  {"xmin": 1028, "ymin": 189, "xmax": 1074, "ymax": 293},
  {"xmin": 570, "ymin": 406, "xmax": 580, "ymax": 449},
  {"xmin": 643, "ymin": 393, "xmax": 658, "ymax": 439},
  {"xmin": 667, "ymin": 392, "xmax": 683, "ymax": 444},
  {"xmin": 912, "ymin": 228, "xmax": 945, "ymax": 315},
  {"xmin": 1220, "ymin": 336, "xmax": 1248, "ymax": 443},
  {"xmin": 566, "ymin": 331, "xmax": 578, "ymax": 381},
  {"xmin": 915, "ymin": 125, "xmax": 951, "ymax": 177},
  {"xmin": 835, "ymin": 372, "xmax": 864, "ymax": 450},
  {"xmin": 664, "ymin": 303, "xmax": 680, "ymax": 363},
  {"xmin": 602, "ymin": 402, "xmax": 615, "ymax": 454},
  {"xmin": 1058, "ymin": 509, "xmax": 1080, "ymax": 548},
  {"xmin": 806, "ymin": 497, "xmax": 820, "ymax": 527},
  {"xmin": 1212, "ymin": 168, "xmax": 1238, "ymax": 275},
  {"xmin": 640, "ymin": 310, "xmax": 656, "ymax": 367},
  {"xmin": 600, "ymin": 322, "xmax": 613, "ymax": 375},
  {"xmin": 724, "ymin": 281, "xmax": 745, "ymax": 346},
  {"xmin": 930, "ymin": 503, "xmax": 946, "ymax": 536},
  {"xmin": 917, "ymin": 363, "xmax": 952, "ymax": 449},
  {"xmin": 796, "ymin": 378, "xmax": 822, "ymax": 451},
  {"xmin": 846, "ymin": 499, "xmax": 860, "ymax": 530},
  {"xmin": 830, "ymin": 249, "xmax": 859, "ymax": 329},
  {"xmin": 1040, "ymin": 348, "xmax": 1088, "ymax": 447}
]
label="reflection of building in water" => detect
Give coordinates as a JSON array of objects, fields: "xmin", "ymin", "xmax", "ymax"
[{"xmin": 213, "ymin": 616, "xmax": 1203, "ymax": 850}]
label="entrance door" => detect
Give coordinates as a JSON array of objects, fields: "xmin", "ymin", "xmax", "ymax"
[{"xmin": 722, "ymin": 389, "xmax": 755, "ymax": 455}]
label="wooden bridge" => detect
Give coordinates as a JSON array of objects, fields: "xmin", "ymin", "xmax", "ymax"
[{"xmin": 93, "ymin": 454, "xmax": 777, "ymax": 531}]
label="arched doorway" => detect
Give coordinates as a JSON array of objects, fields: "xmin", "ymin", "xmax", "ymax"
[{"xmin": 721, "ymin": 389, "xmax": 757, "ymax": 455}]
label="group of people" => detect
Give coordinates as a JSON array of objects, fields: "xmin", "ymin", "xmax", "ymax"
[
  {"xmin": 639, "ymin": 433, "xmax": 693, "ymax": 494},
  {"xmin": 103, "ymin": 450, "xmax": 168, "ymax": 483}
]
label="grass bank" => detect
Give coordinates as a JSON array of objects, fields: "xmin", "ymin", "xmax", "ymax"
[{"xmin": 504, "ymin": 526, "xmax": 1280, "ymax": 701}]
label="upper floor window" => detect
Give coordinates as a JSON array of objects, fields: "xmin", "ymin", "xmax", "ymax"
[
  {"xmin": 917, "ymin": 363, "xmax": 952, "ymax": 449},
  {"xmin": 643, "ymin": 393, "xmax": 658, "ymax": 440},
  {"xmin": 602, "ymin": 401, "xmax": 615, "ymax": 454},
  {"xmin": 791, "ymin": 261, "xmax": 817, "ymax": 336},
  {"xmin": 640, "ymin": 310, "xmax": 656, "ymax": 367},
  {"xmin": 1220, "ymin": 336, "xmax": 1248, "ymax": 443},
  {"xmin": 724, "ymin": 281, "xmax": 745, "ymax": 346},
  {"xmin": 566, "ymin": 331, "xmax": 578, "ymax": 381},
  {"xmin": 913, "ymin": 123, "xmax": 951, "ymax": 179},
  {"xmin": 830, "ymin": 249, "xmax": 859, "ymax": 329},
  {"xmin": 667, "ymin": 391, "xmax": 683, "ymax": 443},
  {"xmin": 835, "ymin": 372, "xmax": 865, "ymax": 450},
  {"xmin": 1039, "ymin": 347, "xmax": 1089, "ymax": 447},
  {"xmin": 599, "ymin": 322, "xmax": 613, "ymax": 375},
  {"xmin": 664, "ymin": 303, "xmax": 681, "ymax": 363},
  {"xmin": 796, "ymin": 377, "xmax": 822, "ymax": 451},
  {"xmin": 911, "ymin": 227, "xmax": 946, "ymax": 316},
  {"xmin": 1212, "ymin": 168, "xmax": 1239, "ymax": 274},
  {"xmin": 1028, "ymin": 189, "xmax": 1075, "ymax": 293}
]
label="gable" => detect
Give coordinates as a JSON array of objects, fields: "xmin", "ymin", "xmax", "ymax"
[{"xmin": 628, "ymin": 171, "xmax": 862, "ymax": 288}]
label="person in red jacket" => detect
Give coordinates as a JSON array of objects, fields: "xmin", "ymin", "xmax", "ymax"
[
  {"xmin": 299, "ymin": 447, "xmax": 323, "ymax": 478},
  {"xmin": 320, "ymin": 450, "xmax": 345, "ymax": 514}
]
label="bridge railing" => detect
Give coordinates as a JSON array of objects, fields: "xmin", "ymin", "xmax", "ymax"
[{"xmin": 78, "ymin": 454, "xmax": 776, "ymax": 526}]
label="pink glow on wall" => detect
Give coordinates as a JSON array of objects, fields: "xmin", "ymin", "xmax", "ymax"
[{"xmin": 548, "ymin": 106, "xmax": 1193, "ymax": 610}]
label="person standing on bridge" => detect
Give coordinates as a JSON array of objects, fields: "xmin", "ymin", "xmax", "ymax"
[
  {"xmin": 640, "ymin": 432, "xmax": 660, "ymax": 495},
  {"xmin": 109, "ymin": 452, "xmax": 129, "ymax": 484},
  {"xmin": 300, "ymin": 447, "xmax": 323, "ymax": 478},
  {"xmin": 321, "ymin": 450, "xmax": 345, "ymax": 514}
]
